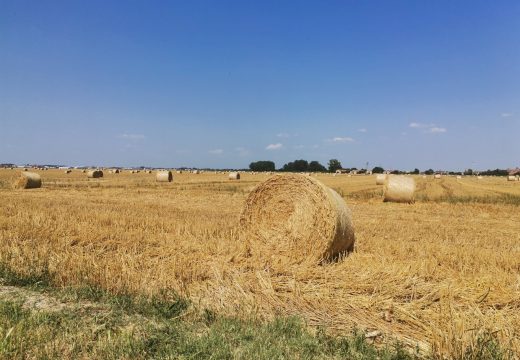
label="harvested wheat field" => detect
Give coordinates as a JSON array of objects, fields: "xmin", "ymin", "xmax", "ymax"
[{"xmin": 1, "ymin": 169, "xmax": 519, "ymax": 358}]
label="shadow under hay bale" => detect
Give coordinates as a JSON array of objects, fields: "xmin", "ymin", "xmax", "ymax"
[{"xmin": 240, "ymin": 174, "xmax": 355, "ymax": 264}]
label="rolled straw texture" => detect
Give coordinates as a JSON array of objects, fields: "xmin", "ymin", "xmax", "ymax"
[
  {"xmin": 383, "ymin": 176, "xmax": 415, "ymax": 203},
  {"xmin": 240, "ymin": 174, "xmax": 355, "ymax": 263},
  {"xmin": 14, "ymin": 172, "xmax": 41, "ymax": 189}
]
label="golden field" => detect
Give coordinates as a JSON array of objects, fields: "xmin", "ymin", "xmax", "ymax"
[{"xmin": 0, "ymin": 169, "xmax": 519, "ymax": 358}]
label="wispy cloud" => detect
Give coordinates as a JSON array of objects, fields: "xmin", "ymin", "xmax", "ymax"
[
  {"xmin": 358, "ymin": 128, "xmax": 367, "ymax": 133},
  {"xmin": 501, "ymin": 113, "xmax": 513, "ymax": 118},
  {"xmin": 428, "ymin": 127, "xmax": 447, "ymax": 133},
  {"xmin": 209, "ymin": 149, "xmax": 224, "ymax": 155},
  {"xmin": 266, "ymin": 143, "xmax": 283, "ymax": 150},
  {"xmin": 329, "ymin": 137, "xmax": 354, "ymax": 143},
  {"xmin": 409, "ymin": 122, "xmax": 447, "ymax": 134},
  {"xmin": 118, "ymin": 133, "xmax": 145, "ymax": 140},
  {"xmin": 276, "ymin": 133, "xmax": 298, "ymax": 138}
]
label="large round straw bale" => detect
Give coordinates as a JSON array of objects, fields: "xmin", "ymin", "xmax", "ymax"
[
  {"xmin": 156, "ymin": 170, "xmax": 173, "ymax": 182},
  {"xmin": 375, "ymin": 174, "xmax": 387, "ymax": 185},
  {"xmin": 87, "ymin": 170, "xmax": 103, "ymax": 178},
  {"xmin": 193, "ymin": 170, "xmax": 200, "ymax": 174},
  {"xmin": 434, "ymin": 174, "xmax": 441, "ymax": 179},
  {"xmin": 383, "ymin": 176, "xmax": 415, "ymax": 203},
  {"xmin": 64, "ymin": 169, "xmax": 72, "ymax": 174},
  {"xmin": 507, "ymin": 176, "xmax": 516, "ymax": 181},
  {"xmin": 14, "ymin": 172, "xmax": 42, "ymax": 189},
  {"xmin": 240, "ymin": 174, "xmax": 355, "ymax": 263},
  {"xmin": 229, "ymin": 172, "xmax": 240, "ymax": 180}
]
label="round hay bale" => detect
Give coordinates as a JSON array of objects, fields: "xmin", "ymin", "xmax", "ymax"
[
  {"xmin": 64, "ymin": 169, "xmax": 72, "ymax": 174},
  {"xmin": 193, "ymin": 170, "xmax": 200, "ymax": 174},
  {"xmin": 156, "ymin": 171, "xmax": 173, "ymax": 182},
  {"xmin": 507, "ymin": 176, "xmax": 516, "ymax": 181},
  {"xmin": 240, "ymin": 174, "xmax": 355, "ymax": 263},
  {"xmin": 375, "ymin": 174, "xmax": 387, "ymax": 185},
  {"xmin": 456, "ymin": 175, "xmax": 462, "ymax": 179},
  {"xmin": 14, "ymin": 172, "xmax": 41, "ymax": 189},
  {"xmin": 229, "ymin": 172, "xmax": 240, "ymax": 180},
  {"xmin": 87, "ymin": 170, "xmax": 103, "ymax": 178},
  {"xmin": 434, "ymin": 174, "xmax": 441, "ymax": 179},
  {"xmin": 383, "ymin": 176, "xmax": 415, "ymax": 203}
]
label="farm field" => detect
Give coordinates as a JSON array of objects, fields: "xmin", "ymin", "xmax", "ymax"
[{"xmin": 1, "ymin": 169, "xmax": 519, "ymax": 358}]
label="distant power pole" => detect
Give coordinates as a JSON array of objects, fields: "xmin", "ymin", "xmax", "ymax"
[{"xmin": 366, "ymin": 161, "xmax": 369, "ymax": 170}]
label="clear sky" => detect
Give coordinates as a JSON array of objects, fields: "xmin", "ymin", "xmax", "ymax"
[{"xmin": 1, "ymin": 1, "xmax": 519, "ymax": 170}]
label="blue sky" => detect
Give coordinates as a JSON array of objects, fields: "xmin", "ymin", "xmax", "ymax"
[{"xmin": 1, "ymin": 1, "xmax": 519, "ymax": 170}]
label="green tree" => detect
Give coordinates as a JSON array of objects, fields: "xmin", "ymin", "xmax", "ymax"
[
  {"xmin": 424, "ymin": 169, "xmax": 434, "ymax": 175},
  {"xmin": 249, "ymin": 161, "xmax": 275, "ymax": 172},
  {"xmin": 308, "ymin": 161, "xmax": 327, "ymax": 172},
  {"xmin": 372, "ymin": 166, "xmax": 384, "ymax": 174},
  {"xmin": 327, "ymin": 159, "xmax": 342, "ymax": 173},
  {"xmin": 281, "ymin": 160, "xmax": 309, "ymax": 172},
  {"xmin": 412, "ymin": 168, "xmax": 420, "ymax": 174}
]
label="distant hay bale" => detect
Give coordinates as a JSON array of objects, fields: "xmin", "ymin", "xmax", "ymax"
[
  {"xmin": 240, "ymin": 174, "xmax": 355, "ymax": 263},
  {"xmin": 229, "ymin": 172, "xmax": 240, "ymax": 180},
  {"xmin": 156, "ymin": 171, "xmax": 173, "ymax": 182},
  {"xmin": 507, "ymin": 176, "xmax": 516, "ymax": 181},
  {"xmin": 64, "ymin": 169, "xmax": 72, "ymax": 174},
  {"xmin": 456, "ymin": 175, "xmax": 462, "ymax": 179},
  {"xmin": 434, "ymin": 174, "xmax": 441, "ymax": 179},
  {"xmin": 477, "ymin": 176, "xmax": 483, "ymax": 179},
  {"xmin": 147, "ymin": 170, "xmax": 152, "ymax": 174},
  {"xmin": 375, "ymin": 174, "xmax": 387, "ymax": 185},
  {"xmin": 13, "ymin": 172, "xmax": 42, "ymax": 189},
  {"xmin": 193, "ymin": 170, "xmax": 200, "ymax": 174},
  {"xmin": 176, "ymin": 170, "xmax": 182, "ymax": 174},
  {"xmin": 87, "ymin": 170, "xmax": 103, "ymax": 178},
  {"xmin": 383, "ymin": 176, "xmax": 415, "ymax": 203}
]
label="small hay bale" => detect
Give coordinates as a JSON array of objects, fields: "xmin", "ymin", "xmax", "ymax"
[
  {"xmin": 87, "ymin": 170, "xmax": 103, "ymax": 178},
  {"xmin": 434, "ymin": 174, "xmax": 441, "ymax": 179},
  {"xmin": 456, "ymin": 175, "xmax": 462, "ymax": 179},
  {"xmin": 383, "ymin": 176, "xmax": 415, "ymax": 203},
  {"xmin": 240, "ymin": 174, "xmax": 355, "ymax": 263},
  {"xmin": 14, "ymin": 172, "xmax": 42, "ymax": 189},
  {"xmin": 477, "ymin": 176, "xmax": 483, "ymax": 179},
  {"xmin": 64, "ymin": 170, "xmax": 72, "ymax": 174},
  {"xmin": 229, "ymin": 172, "xmax": 240, "ymax": 180},
  {"xmin": 507, "ymin": 176, "xmax": 516, "ymax": 181},
  {"xmin": 193, "ymin": 170, "xmax": 200, "ymax": 174},
  {"xmin": 156, "ymin": 171, "xmax": 173, "ymax": 182},
  {"xmin": 375, "ymin": 174, "xmax": 387, "ymax": 185}
]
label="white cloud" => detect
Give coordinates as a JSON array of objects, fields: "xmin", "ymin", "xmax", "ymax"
[
  {"xmin": 358, "ymin": 128, "xmax": 367, "ymax": 133},
  {"xmin": 409, "ymin": 122, "xmax": 434, "ymax": 128},
  {"xmin": 329, "ymin": 137, "xmax": 354, "ymax": 142},
  {"xmin": 409, "ymin": 122, "xmax": 447, "ymax": 134},
  {"xmin": 501, "ymin": 113, "xmax": 513, "ymax": 118},
  {"xmin": 428, "ymin": 127, "xmax": 447, "ymax": 133},
  {"xmin": 209, "ymin": 149, "xmax": 224, "ymax": 154},
  {"xmin": 266, "ymin": 143, "xmax": 283, "ymax": 150},
  {"xmin": 118, "ymin": 133, "xmax": 145, "ymax": 140},
  {"xmin": 276, "ymin": 132, "xmax": 298, "ymax": 138}
]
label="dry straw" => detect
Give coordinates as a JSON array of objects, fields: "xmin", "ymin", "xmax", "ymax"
[
  {"xmin": 375, "ymin": 174, "xmax": 387, "ymax": 185},
  {"xmin": 13, "ymin": 172, "xmax": 42, "ymax": 189},
  {"xmin": 87, "ymin": 170, "xmax": 103, "ymax": 178},
  {"xmin": 229, "ymin": 172, "xmax": 240, "ymax": 180},
  {"xmin": 156, "ymin": 170, "xmax": 173, "ymax": 182},
  {"xmin": 240, "ymin": 174, "xmax": 355, "ymax": 263},
  {"xmin": 383, "ymin": 176, "xmax": 416, "ymax": 203}
]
